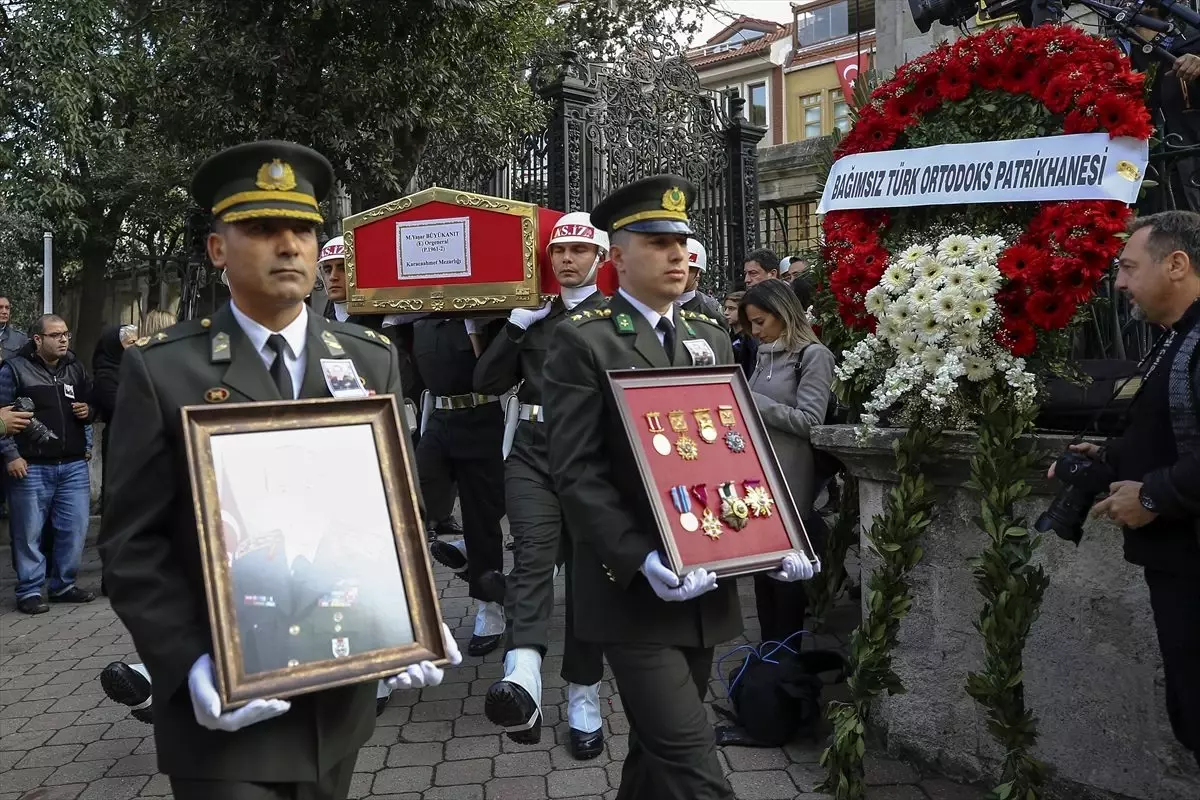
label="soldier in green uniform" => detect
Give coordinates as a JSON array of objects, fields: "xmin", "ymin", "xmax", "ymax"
[
  {"xmin": 99, "ymin": 140, "xmax": 460, "ymax": 800},
  {"xmin": 543, "ymin": 175, "xmax": 815, "ymax": 800},
  {"xmin": 473, "ymin": 211, "xmax": 608, "ymax": 759},
  {"xmin": 680, "ymin": 237, "xmax": 730, "ymax": 330}
]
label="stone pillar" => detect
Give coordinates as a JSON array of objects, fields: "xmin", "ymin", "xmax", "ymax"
[{"xmin": 811, "ymin": 425, "xmax": 1200, "ymax": 800}]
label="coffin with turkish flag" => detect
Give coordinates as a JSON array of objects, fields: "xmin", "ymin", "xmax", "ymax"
[{"xmin": 343, "ymin": 187, "xmax": 567, "ymax": 316}]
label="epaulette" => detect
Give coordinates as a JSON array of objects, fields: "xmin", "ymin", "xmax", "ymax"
[
  {"xmin": 568, "ymin": 306, "xmax": 613, "ymax": 324},
  {"xmin": 137, "ymin": 318, "xmax": 208, "ymax": 349},
  {"xmin": 681, "ymin": 309, "xmax": 722, "ymax": 328},
  {"xmin": 328, "ymin": 319, "xmax": 392, "ymax": 347}
]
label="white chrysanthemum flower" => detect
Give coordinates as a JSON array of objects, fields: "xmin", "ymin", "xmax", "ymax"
[
  {"xmin": 860, "ymin": 413, "xmax": 880, "ymax": 429},
  {"xmin": 876, "ymin": 317, "xmax": 901, "ymax": 343},
  {"xmin": 950, "ymin": 325, "xmax": 982, "ymax": 351},
  {"xmin": 865, "ymin": 286, "xmax": 889, "ymax": 317},
  {"xmin": 970, "ymin": 235, "xmax": 1005, "ymax": 263},
  {"xmin": 917, "ymin": 256, "xmax": 945, "ymax": 284},
  {"xmin": 963, "ymin": 354, "xmax": 995, "ymax": 382},
  {"xmin": 933, "ymin": 289, "xmax": 968, "ymax": 326},
  {"xmin": 896, "ymin": 332, "xmax": 920, "ymax": 357},
  {"xmin": 921, "ymin": 346, "xmax": 947, "ymax": 374},
  {"xmin": 942, "ymin": 266, "xmax": 968, "ymax": 291},
  {"xmin": 938, "ymin": 234, "xmax": 973, "ymax": 263},
  {"xmin": 889, "ymin": 297, "xmax": 914, "ymax": 326},
  {"xmin": 881, "ymin": 263, "xmax": 912, "ymax": 295},
  {"xmin": 915, "ymin": 310, "xmax": 943, "ymax": 343},
  {"xmin": 898, "ymin": 244, "xmax": 932, "ymax": 266},
  {"xmin": 967, "ymin": 264, "xmax": 1003, "ymax": 299},
  {"xmin": 966, "ymin": 297, "xmax": 996, "ymax": 324},
  {"xmin": 908, "ymin": 282, "xmax": 934, "ymax": 307}
]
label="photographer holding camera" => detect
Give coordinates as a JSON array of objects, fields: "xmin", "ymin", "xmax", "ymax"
[{"xmin": 1048, "ymin": 211, "xmax": 1200, "ymax": 769}]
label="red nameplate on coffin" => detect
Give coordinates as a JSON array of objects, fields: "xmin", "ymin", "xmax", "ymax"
[
  {"xmin": 606, "ymin": 366, "xmax": 816, "ymax": 579},
  {"xmin": 342, "ymin": 188, "xmax": 545, "ymax": 315}
]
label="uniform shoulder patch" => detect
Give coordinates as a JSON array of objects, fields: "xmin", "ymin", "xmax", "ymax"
[
  {"xmin": 681, "ymin": 310, "xmax": 722, "ymax": 328},
  {"xmin": 568, "ymin": 308, "xmax": 611, "ymax": 326},
  {"xmin": 329, "ymin": 319, "xmax": 392, "ymax": 349},
  {"xmin": 137, "ymin": 319, "xmax": 207, "ymax": 349}
]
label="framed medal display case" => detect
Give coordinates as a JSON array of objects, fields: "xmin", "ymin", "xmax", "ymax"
[
  {"xmin": 343, "ymin": 187, "xmax": 560, "ymax": 316},
  {"xmin": 606, "ymin": 365, "xmax": 817, "ymax": 579},
  {"xmin": 182, "ymin": 395, "xmax": 447, "ymax": 710}
]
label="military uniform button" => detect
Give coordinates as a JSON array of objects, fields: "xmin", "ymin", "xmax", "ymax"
[
  {"xmin": 287, "ymin": 659, "xmax": 300, "ymax": 667},
  {"xmin": 334, "ymin": 624, "xmax": 342, "ymax": 632},
  {"xmin": 333, "ymin": 612, "xmax": 344, "ymax": 622},
  {"xmin": 289, "ymin": 625, "xmax": 301, "ymax": 636}
]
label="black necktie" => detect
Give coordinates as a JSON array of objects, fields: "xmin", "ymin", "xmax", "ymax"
[
  {"xmin": 266, "ymin": 334, "xmax": 293, "ymax": 400},
  {"xmin": 656, "ymin": 318, "xmax": 676, "ymax": 360}
]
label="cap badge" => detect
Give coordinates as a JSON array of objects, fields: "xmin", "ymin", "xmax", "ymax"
[
  {"xmin": 662, "ymin": 186, "xmax": 687, "ymax": 213},
  {"xmin": 256, "ymin": 159, "xmax": 297, "ymax": 191}
]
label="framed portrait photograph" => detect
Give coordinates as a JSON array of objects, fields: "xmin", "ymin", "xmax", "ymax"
[
  {"xmin": 606, "ymin": 365, "xmax": 817, "ymax": 579},
  {"xmin": 182, "ymin": 395, "xmax": 445, "ymax": 710}
]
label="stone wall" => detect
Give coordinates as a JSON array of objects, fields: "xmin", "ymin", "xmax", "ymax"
[{"xmin": 813, "ymin": 425, "xmax": 1200, "ymax": 800}]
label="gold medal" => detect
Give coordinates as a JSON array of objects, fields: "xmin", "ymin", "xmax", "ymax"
[
  {"xmin": 676, "ymin": 434, "xmax": 699, "ymax": 461},
  {"xmin": 718, "ymin": 482, "xmax": 750, "ymax": 530},
  {"xmin": 743, "ymin": 481, "xmax": 774, "ymax": 518},
  {"xmin": 700, "ymin": 509, "xmax": 723, "ymax": 540},
  {"xmin": 718, "ymin": 405, "xmax": 737, "ymax": 427},
  {"xmin": 668, "ymin": 410, "xmax": 688, "ymax": 433},
  {"xmin": 693, "ymin": 409, "xmax": 718, "ymax": 443}
]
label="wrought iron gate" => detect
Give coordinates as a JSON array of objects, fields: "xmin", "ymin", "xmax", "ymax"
[{"xmin": 413, "ymin": 28, "xmax": 766, "ymax": 295}]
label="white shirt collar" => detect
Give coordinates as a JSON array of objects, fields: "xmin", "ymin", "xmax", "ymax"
[
  {"xmin": 230, "ymin": 302, "xmax": 308, "ymax": 359},
  {"xmin": 619, "ymin": 288, "xmax": 674, "ymax": 331},
  {"xmin": 676, "ymin": 289, "xmax": 697, "ymax": 305},
  {"xmin": 332, "ymin": 302, "xmax": 350, "ymax": 323},
  {"xmin": 561, "ymin": 284, "xmax": 598, "ymax": 311}
]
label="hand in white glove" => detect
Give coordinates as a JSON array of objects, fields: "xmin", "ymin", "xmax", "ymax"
[
  {"xmin": 769, "ymin": 551, "xmax": 820, "ymax": 583},
  {"xmin": 640, "ymin": 550, "xmax": 718, "ymax": 602},
  {"xmin": 188, "ymin": 654, "xmax": 290, "ymax": 732},
  {"xmin": 508, "ymin": 302, "xmax": 554, "ymax": 330},
  {"xmin": 384, "ymin": 623, "xmax": 462, "ymax": 691}
]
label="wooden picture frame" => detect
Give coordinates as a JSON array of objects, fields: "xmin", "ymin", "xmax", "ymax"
[
  {"xmin": 606, "ymin": 365, "xmax": 817, "ymax": 579},
  {"xmin": 181, "ymin": 395, "xmax": 445, "ymax": 711}
]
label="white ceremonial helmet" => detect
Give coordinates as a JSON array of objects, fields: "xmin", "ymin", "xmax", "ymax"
[
  {"xmin": 318, "ymin": 235, "xmax": 346, "ymax": 265},
  {"xmin": 548, "ymin": 212, "xmax": 610, "ymax": 254},
  {"xmin": 687, "ymin": 238, "xmax": 708, "ymax": 272}
]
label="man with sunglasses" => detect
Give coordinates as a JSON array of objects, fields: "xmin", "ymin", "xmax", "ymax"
[{"xmin": 0, "ymin": 313, "xmax": 96, "ymax": 613}]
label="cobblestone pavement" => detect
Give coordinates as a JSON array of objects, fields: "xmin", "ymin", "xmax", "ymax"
[{"xmin": 0, "ymin": 520, "xmax": 987, "ymax": 799}]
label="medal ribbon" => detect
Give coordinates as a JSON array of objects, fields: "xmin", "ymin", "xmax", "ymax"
[
  {"xmin": 718, "ymin": 482, "xmax": 738, "ymax": 503},
  {"xmin": 691, "ymin": 484, "xmax": 708, "ymax": 508},
  {"xmin": 670, "ymin": 485, "xmax": 692, "ymax": 515}
]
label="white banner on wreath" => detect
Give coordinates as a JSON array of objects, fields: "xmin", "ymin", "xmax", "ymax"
[{"xmin": 817, "ymin": 133, "xmax": 1148, "ymax": 214}]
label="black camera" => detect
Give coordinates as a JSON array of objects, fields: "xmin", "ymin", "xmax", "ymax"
[
  {"xmin": 1035, "ymin": 451, "xmax": 1115, "ymax": 544},
  {"xmin": 12, "ymin": 397, "xmax": 58, "ymax": 445}
]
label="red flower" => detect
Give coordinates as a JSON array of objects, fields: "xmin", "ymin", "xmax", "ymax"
[
  {"xmin": 1063, "ymin": 109, "xmax": 1099, "ymax": 134},
  {"xmin": 975, "ymin": 54, "xmax": 1006, "ymax": 90},
  {"xmin": 1002, "ymin": 57, "xmax": 1042, "ymax": 96},
  {"xmin": 996, "ymin": 318, "xmax": 1037, "ymax": 357},
  {"xmin": 1040, "ymin": 74, "xmax": 1077, "ymax": 114},
  {"xmin": 1056, "ymin": 258, "xmax": 1099, "ymax": 303},
  {"xmin": 1094, "ymin": 96, "xmax": 1154, "ymax": 139},
  {"xmin": 998, "ymin": 243, "xmax": 1047, "ymax": 281},
  {"xmin": 1026, "ymin": 290, "xmax": 1077, "ymax": 330},
  {"xmin": 937, "ymin": 61, "xmax": 973, "ymax": 102}
]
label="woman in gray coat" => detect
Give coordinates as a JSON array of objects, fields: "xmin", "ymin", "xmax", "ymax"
[{"xmin": 739, "ymin": 279, "xmax": 835, "ymax": 643}]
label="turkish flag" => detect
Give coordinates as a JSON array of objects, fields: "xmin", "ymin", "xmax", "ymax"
[{"xmin": 835, "ymin": 52, "xmax": 870, "ymax": 105}]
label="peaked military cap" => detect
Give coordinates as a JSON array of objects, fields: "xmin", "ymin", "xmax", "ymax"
[
  {"xmin": 192, "ymin": 140, "xmax": 334, "ymax": 225},
  {"xmin": 590, "ymin": 174, "xmax": 696, "ymax": 236}
]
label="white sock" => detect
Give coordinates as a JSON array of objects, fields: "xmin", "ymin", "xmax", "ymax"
[
  {"xmin": 129, "ymin": 663, "xmax": 152, "ymax": 710},
  {"xmin": 567, "ymin": 682, "xmax": 603, "ymax": 734},
  {"xmin": 501, "ymin": 647, "xmax": 542, "ymax": 729},
  {"xmin": 452, "ymin": 539, "xmax": 468, "ymax": 560},
  {"xmin": 474, "ymin": 601, "xmax": 505, "ymax": 636}
]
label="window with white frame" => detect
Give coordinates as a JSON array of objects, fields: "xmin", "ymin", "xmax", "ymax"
[
  {"xmin": 749, "ymin": 82, "xmax": 768, "ymax": 128},
  {"xmin": 801, "ymin": 93, "xmax": 822, "ymax": 139},
  {"xmin": 832, "ymin": 89, "xmax": 851, "ymax": 134}
]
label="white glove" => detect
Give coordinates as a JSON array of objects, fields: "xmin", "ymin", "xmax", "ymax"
[
  {"xmin": 384, "ymin": 623, "xmax": 462, "ymax": 691},
  {"xmin": 188, "ymin": 654, "xmax": 290, "ymax": 732},
  {"xmin": 768, "ymin": 551, "xmax": 819, "ymax": 583},
  {"xmin": 640, "ymin": 551, "xmax": 718, "ymax": 602},
  {"xmin": 508, "ymin": 302, "xmax": 554, "ymax": 330}
]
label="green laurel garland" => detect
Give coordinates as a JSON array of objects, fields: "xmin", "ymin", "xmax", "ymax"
[
  {"xmin": 965, "ymin": 384, "xmax": 1050, "ymax": 800},
  {"xmin": 818, "ymin": 427, "xmax": 941, "ymax": 800}
]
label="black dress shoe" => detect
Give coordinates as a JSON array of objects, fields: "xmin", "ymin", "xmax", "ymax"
[
  {"xmin": 485, "ymin": 679, "xmax": 542, "ymax": 744},
  {"xmin": 569, "ymin": 727, "xmax": 605, "ymax": 760},
  {"xmin": 17, "ymin": 596, "xmax": 49, "ymax": 615},
  {"xmin": 101, "ymin": 662, "xmax": 153, "ymax": 710},
  {"xmin": 49, "ymin": 586, "xmax": 95, "ymax": 603},
  {"xmin": 467, "ymin": 633, "xmax": 502, "ymax": 657},
  {"xmin": 430, "ymin": 540, "xmax": 467, "ymax": 572},
  {"xmin": 476, "ymin": 569, "xmax": 507, "ymax": 605}
]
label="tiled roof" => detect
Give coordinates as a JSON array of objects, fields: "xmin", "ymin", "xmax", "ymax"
[{"xmin": 686, "ymin": 21, "xmax": 792, "ymax": 70}]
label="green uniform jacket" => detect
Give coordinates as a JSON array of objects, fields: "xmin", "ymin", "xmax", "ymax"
[
  {"xmin": 543, "ymin": 292, "xmax": 742, "ymax": 648},
  {"xmin": 682, "ymin": 291, "xmax": 729, "ymax": 332},
  {"xmin": 473, "ymin": 291, "xmax": 606, "ymax": 468},
  {"xmin": 99, "ymin": 303, "xmax": 415, "ymax": 782}
]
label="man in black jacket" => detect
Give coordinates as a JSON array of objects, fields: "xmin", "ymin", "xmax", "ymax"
[
  {"xmin": 1061, "ymin": 211, "xmax": 1200, "ymax": 770},
  {"xmin": 0, "ymin": 314, "xmax": 97, "ymax": 613}
]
